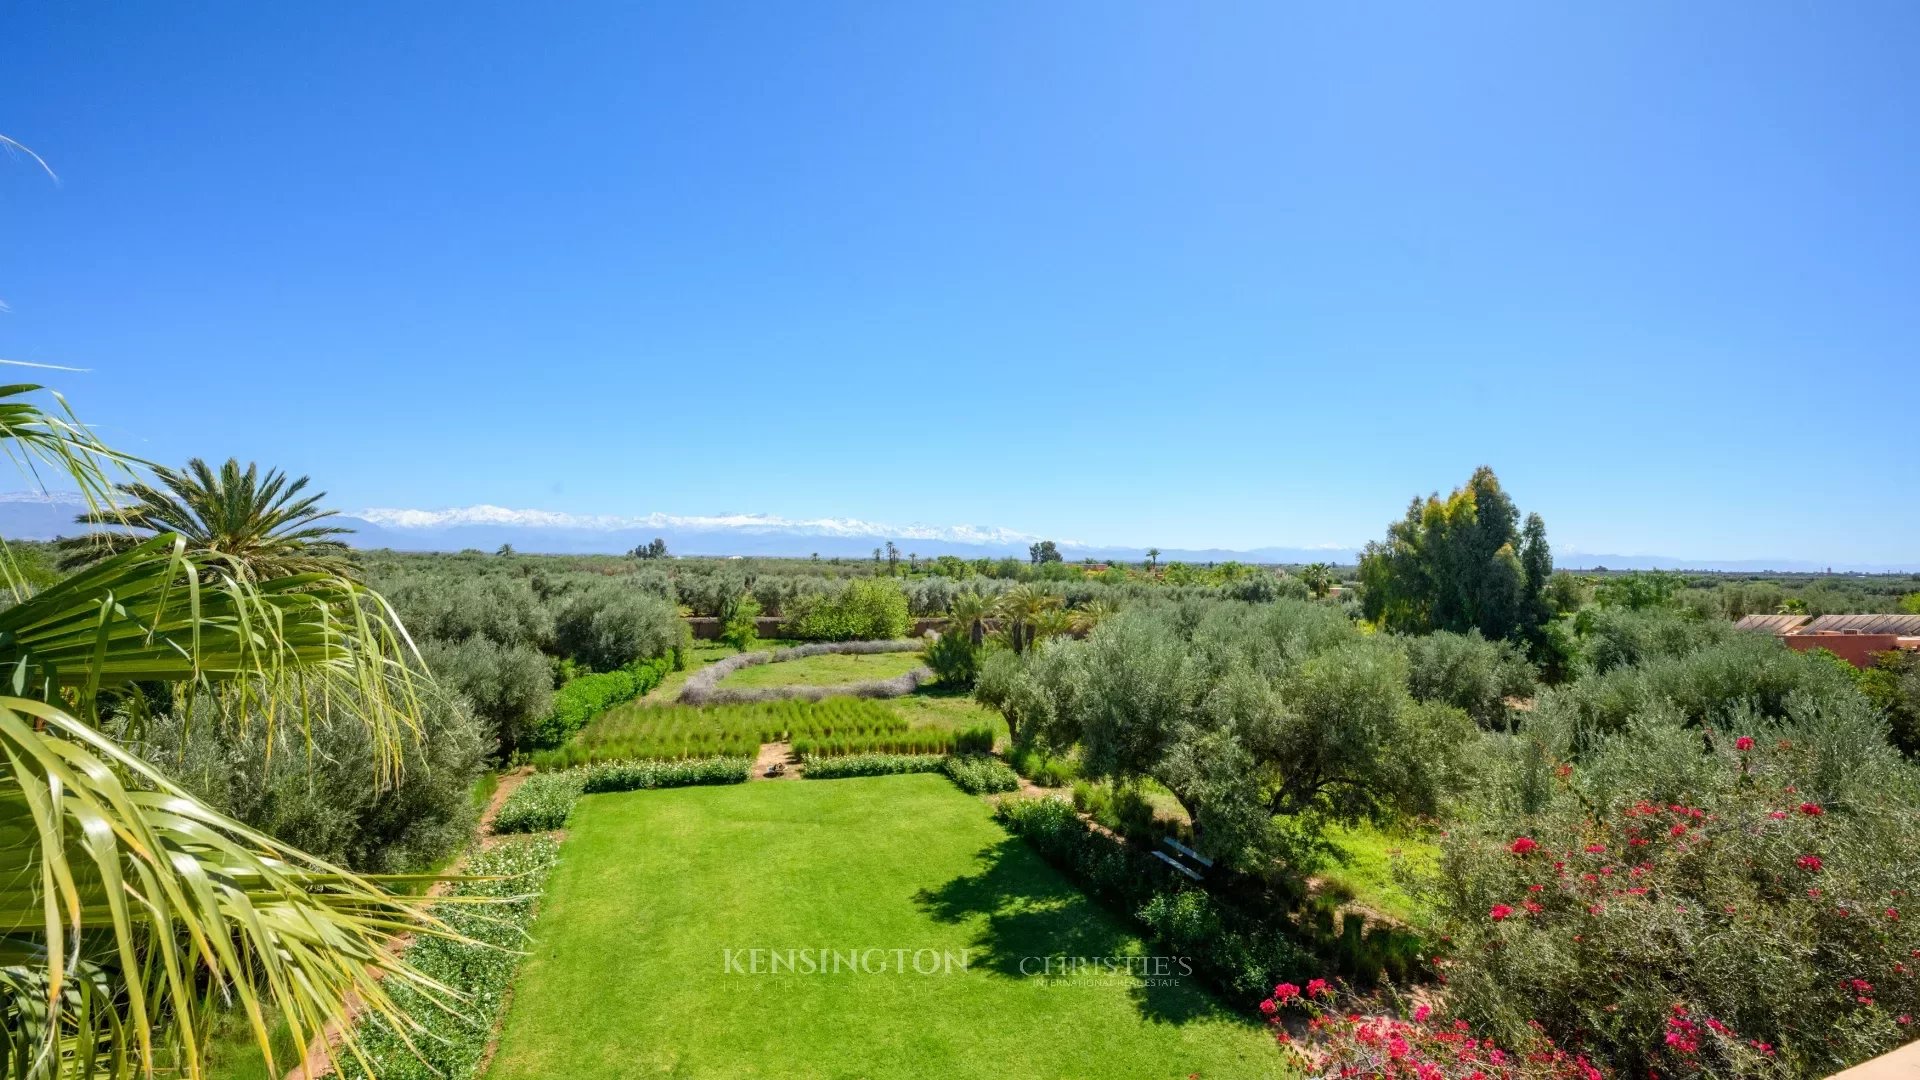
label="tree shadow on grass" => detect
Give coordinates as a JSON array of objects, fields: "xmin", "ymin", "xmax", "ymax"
[{"xmin": 913, "ymin": 836, "xmax": 1250, "ymax": 1027}]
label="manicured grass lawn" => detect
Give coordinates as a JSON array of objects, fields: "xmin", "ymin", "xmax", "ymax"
[
  {"xmin": 719, "ymin": 649, "xmax": 926, "ymax": 689},
  {"xmin": 487, "ymin": 777, "xmax": 1282, "ymax": 1079}
]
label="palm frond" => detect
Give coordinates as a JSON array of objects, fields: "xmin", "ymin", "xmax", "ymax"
[
  {"xmin": 0, "ymin": 697, "xmax": 470, "ymax": 1079},
  {"xmin": 0, "ymin": 385, "xmax": 141, "ymax": 600}
]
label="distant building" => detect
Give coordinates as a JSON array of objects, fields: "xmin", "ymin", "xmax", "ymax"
[{"xmin": 1736, "ymin": 612, "xmax": 1920, "ymax": 668}]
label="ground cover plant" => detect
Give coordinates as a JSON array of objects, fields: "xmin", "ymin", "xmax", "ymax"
[
  {"xmin": 941, "ymin": 753, "xmax": 1020, "ymax": 794},
  {"xmin": 541, "ymin": 687, "xmax": 990, "ymax": 764},
  {"xmin": 347, "ymin": 834, "xmax": 562, "ymax": 1080},
  {"xmin": 800, "ymin": 752, "xmax": 948, "ymax": 778},
  {"xmin": 483, "ymin": 776, "xmax": 1280, "ymax": 1079}
]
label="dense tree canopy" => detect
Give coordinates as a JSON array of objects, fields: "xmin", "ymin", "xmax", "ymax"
[{"xmin": 1359, "ymin": 466, "xmax": 1553, "ymax": 648}]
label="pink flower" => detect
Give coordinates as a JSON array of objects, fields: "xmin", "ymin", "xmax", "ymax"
[
  {"xmin": 1669, "ymin": 823, "xmax": 1687, "ymax": 837},
  {"xmin": 1524, "ymin": 900, "xmax": 1544, "ymax": 914},
  {"xmin": 1509, "ymin": 836, "xmax": 1538, "ymax": 855},
  {"xmin": 1797, "ymin": 854, "xmax": 1824, "ymax": 872},
  {"xmin": 1414, "ymin": 1004, "xmax": 1431, "ymax": 1022},
  {"xmin": 1585, "ymin": 844, "xmax": 1607, "ymax": 854},
  {"xmin": 1800, "ymin": 802, "xmax": 1824, "ymax": 817},
  {"xmin": 1259, "ymin": 998, "xmax": 1277, "ymax": 1015},
  {"xmin": 1735, "ymin": 736, "xmax": 1755, "ymax": 751},
  {"xmin": 1889, "ymin": 908, "xmax": 1902, "ymax": 921},
  {"xmin": 1489, "ymin": 903, "xmax": 1514, "ymax": 921},
  {"xmin": 1273, "ymin": 982, "xmax": 1299, "ymax": 1003},
  {"xmin": 1768, "ymin": 811, "xmax": 1788, "ymax": 820},
  {"xmin": 1305, "ymin": 978, "xmax": 1331, "ymax": 998}
]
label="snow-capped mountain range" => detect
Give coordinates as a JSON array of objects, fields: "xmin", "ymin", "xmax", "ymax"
[{"xmin": 1, "ymin": 492, "xmax": 1914, "ymax": 572}]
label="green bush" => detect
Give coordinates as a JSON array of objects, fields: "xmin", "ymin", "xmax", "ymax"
[
  {"xmin": 1008, "ymin": 744, "xmax": 1077, "ymax": 787},
  {"xmin": 1858, "ymin": 648, "xmax": 1920, "ymax": 757},
  {"xmin": 1536, "ymin": 634, "xmax": 1868, "ymax": 752},
  {"xmin": 132, "ymin": 686, "xmax": 487, "ymax": 875},
  {"xmin": 1434, "ymin": 695, "xmax": 1920, "ymax": 1077},
  {"xmin": 925, "ymin": 629, "xmax": 980, "ymax": 687},
  {"xmin": 782, "ymin": 578, "xmax": 911, "ymax": 641},
  {"xmin": 529, "ymin": 655, "xmax": 673, "ymax": 749},
  {"xmin": 491, "ymin": 771, "xmax": 585, "ymax": 834},
  {"xmin": 553, "ymin": 582, "xmax": 681, "ymax": 671},
  {"xmin": 941, "ymin": 754, "xmax": 1018, "ymax": 794},
  {"xmin": 1574, "ymin": 605, "xmax": 1733, "ymax": 675},
  {"xmin": 718, "ymin": 591, "xmax": 761, "ymax": 651},
  {"xmin": 952, "ymin": 724, "xmax": 995, "ymax": 755},
  {"xmin": 420, "ymin": 635, "xmax": 556, "ymax": 757},
  {"xmin": 350, "ymin": 834, "xmax": 561, "ymax": 1079},
  {"xmin": 580, "ymin": 756, "xmax": 752, "ymax": 793},
  {"xmin": 801, "ymin": 753, "xmax": 946, "ymax": 779},
  {"xmin": 1399, "ymin": 629, "xmax": 1537, "ymax": 729}
]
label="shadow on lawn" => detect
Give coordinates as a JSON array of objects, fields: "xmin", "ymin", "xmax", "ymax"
[{"xmin": 913, "ymin": 837, "xmax": 1244, "ymax": 1027}]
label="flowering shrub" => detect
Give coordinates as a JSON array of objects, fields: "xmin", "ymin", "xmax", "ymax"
[
  {"xmin": 1261, "ymin": 979, "xmax": 1618, "ymax": 1080},
  {"xmin": 1432, "ymin": 698, "xmax": 1920, "ymax": 1077}
]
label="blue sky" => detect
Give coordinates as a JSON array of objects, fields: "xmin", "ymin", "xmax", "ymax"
[{"xmin": 0, "ymin": 3, "xmax": 1915, "ymax": 563}]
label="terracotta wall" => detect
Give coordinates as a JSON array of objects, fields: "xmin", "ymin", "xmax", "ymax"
[{"xmin": 1780, "ymin": 632, "xmax": 1903, "ymax": 669}]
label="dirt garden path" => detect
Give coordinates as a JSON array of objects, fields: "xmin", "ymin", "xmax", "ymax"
[{"xmin": 750, "ymin": 741, "xmax": 800, "ymax": 780}]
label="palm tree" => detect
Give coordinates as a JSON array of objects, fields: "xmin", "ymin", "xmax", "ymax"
[
  {"xmin": 994, "ymin": 584, "xmax": 1063, "ymax": 655},
  {"xmin": 57, "ymin": 457, "xmax": 353, "ymax": 579},
  {"xmin": 1300, "ymin": 562, "xmax": 1335, "ymax": 599},
  {"xmin": 0, "ymin": 384, "xmax": 454, "ymax": 1078},
  {"xmin": 947, "ymin": 591, "xmax": 993, "ymax": 647},
  {"xmin": 1069, "ymin": 597, "xmax": 1118, "ymax": 635},
  {"xmin": 1146, "ymin": 547, "xmax": 1161, "ymax": 571}
]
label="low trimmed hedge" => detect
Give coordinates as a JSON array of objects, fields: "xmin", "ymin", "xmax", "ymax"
[
  {"xmin": 496, "ymin": 756, "xmax": 752, "ymax": 833},
  {"xmin": 492, "ymin": 771, "xmax": 585, "ymax": 834},
  {"xmin": 351, "ymin": 834, "xmax": 561, "ymax": 1079},
  {"xmin": 801, "ymin": 753, "xmax": 946, "ymax": 779},
  {"xmin": 581, "ymin": 756, "xmax": 752, "ymax": 794},
  {"xmin": 527, "ymin": 654, "xmax": 673, "ymax": 749},
  {"xmin": 942, "ymin": 754, "xmax": 1019, "ymax": 794}
]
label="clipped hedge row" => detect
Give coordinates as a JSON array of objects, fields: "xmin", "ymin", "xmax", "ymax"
[
  {"xmin": 801, "ymin": 753, "xmax": 946, "ymax": 779},
  {"xmin": 581, "ymin": 755, "xmax": 752, "ymax": 794},
  {"xmin": 495, "ymin": 756, "xmax": 752, "ymax": 834},
  {"xmin": 351, "ymin": 834, "xmax": 561, "ymax": 1080},
  {"xmin": 942, "ymin": 754, "xmax": 1019, "ymax": 794},
  {"xmin": 492, "ymin": 771, "xmax": 584, "ymax": 834},
  {"xmin": 527, "ymin": 654, "xmax": 673, "ymax": 749}
]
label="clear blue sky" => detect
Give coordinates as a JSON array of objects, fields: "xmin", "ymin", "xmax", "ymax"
[{"xmin": 1, "ymin": 3, "xmax": 1915, "ymax": 562}]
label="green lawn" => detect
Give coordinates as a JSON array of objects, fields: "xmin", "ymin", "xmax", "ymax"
[
  {"xmin": 486, "ymin": 776, "xmax": 1282, "ymax": 1079},
  {"xmin": 718, "ymin": 649, "xmax": 926, "ymax": 689}
]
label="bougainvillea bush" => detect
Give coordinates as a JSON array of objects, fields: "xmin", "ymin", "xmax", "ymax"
[
  {"xmin": 1260, "ymin": 979, "xmax": 1614, "ymax": 1080},
  {"xmin": 1430, "ymin": 694, "xmax": 1920, "ymax": 1077}
]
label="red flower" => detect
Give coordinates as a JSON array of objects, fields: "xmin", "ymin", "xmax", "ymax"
[
  {"xmin": 1889, "ymin": 908, "xmax": 1902, "ymax": 921},
  {"xmin": 1768, "ymin": 811, "xmax": 1788, "ymax": 820},
  {"xmin": 1273, "ymin": 982, "xmax": 1300, "ymax": 1003},
  {"xmin": 1669, "ymin": 823, "xmax": 1687, "ymax": 837},
  {"xmin": 1259, "ymin": 998, "xmax": 1278, "ymax": 1015},
  {"xmin": 1414, "ymin": 1004, "xmax": 1431, "ymax": 1022},
  {"xmin": 1584, "ymin": 844, "xmax": 1607, "ymax": 854},
  {"xmin": 1800, "ymin": 802, "xmax": 1824, "ymax": 817},
  {"xmin": 1797, "ymin": 854, "xmax": 1824, "ymax": 872},
  {"xmin": 1524, "ymin": 900, "xmax": 1544, "ymax": 914},
  {"xmin": 1735, "ymin": 736, "xmax": 1755, "ymax": 751},
  {"xmin": 1509, "ymin": 836, "xmax": 1538, "ymax": 855},
  {"xmin": 1490, "ymin": 903, "xmax": 1514, "ymax": 921}
]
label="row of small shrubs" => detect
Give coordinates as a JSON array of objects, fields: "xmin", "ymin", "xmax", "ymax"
[
  {"xmin": 349, "ymin": 834, "xmax": 561, "ymax": 1079},
  {"xmin": 580, "ymin": 755, "xmax": 751, "ymax": 793},
  {"xmin": 792, "ymin": 727, "xmax": 958, "ymax": 758},
  {"xmin": 942, "ymin": 753, "xmax": 1019, "ymax": 794},
  {"xmin": 801, "ymin": 753, "xmax": 946, "ymax": 779},
  {"xmin": 525, "ymin": 654, "xmax": 674, "ymax": 749},
  {"xmin": 495, "ymin": 756, "xmax": 753, "ymax": 832},
  {"xmin": 491, "ymin": 771, "xmax": 585, "ymax": 833},
  {"xmin": 536, "ymin": 698, "xmax": 908, "ymax": 768}
]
